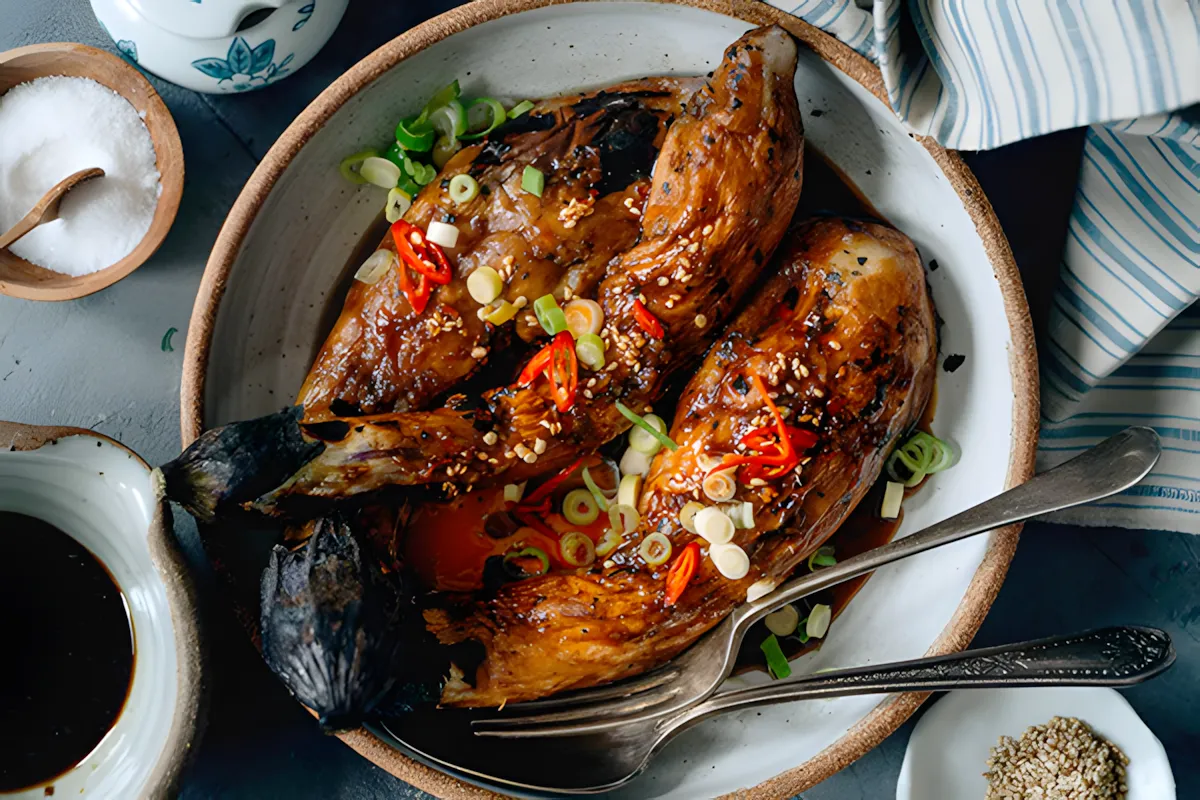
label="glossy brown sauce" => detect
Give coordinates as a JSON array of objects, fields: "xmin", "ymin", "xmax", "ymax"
[
  {"xmin": 0, "ymin": 513, "xmax": 135, "ymax": 791},
  {"xmin": 734, "ymin": 146, "xmax": 938, "ymax": 672}
]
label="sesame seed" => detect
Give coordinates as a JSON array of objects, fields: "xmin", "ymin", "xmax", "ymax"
[
  {"xmin": 701, "ymin": 224, "xmax": 714, "ymax": 236},
  {"xmin": 749, "ymin": 478, "xmax": 766, "ymax": 487},
  {"xmin": 523, "ymin": 452, "xmax": 538, "ymax": 464},
  {"xmin": 828, "ymin": 340, "xmax": 842, "ymax": 351},
  {"xmin": 583, "ymin": 389, "xmax": 594, "ymax": 399},
  {"xmin": 504, "ymin": 450, "xmax": 515, "ymax": 459},
  {"xmin": 812, "ymin": 388, "xmax": 825, "ymax": 398},
  {"xmin": 533, "ymin": 438, "xmax": 547, "ymax": 455},
  {"xmin": 514, "ymin": 296, "xmax": 528, "ymax": 308},
  {"xmin": 483, "ymin": 431, "xmax": 499, "ymax": 445},
  {"xmin": 539, "ymin": 419, "xmax": 553, "ymax": 429},
  {"xmin": 657, "ymin": 276, "xmax": 669, "ymax": 286},
  {"xmin": 694, "ymin": 314, "xmax": 707, "ymax": 328},
  {"xmin": 799, "ymin": 364, "xmax": 810, "ymax": 377},
  {"xmin": 514, "ymin": 443, "xmax": 531, "ymax": 458},
  {"xmin": 687, "ymin": 242, "xmax": 699, "ymax": 253},
  {"xmin": 471, "ymin": 346, "xmax": 488, "ymax": 359}
]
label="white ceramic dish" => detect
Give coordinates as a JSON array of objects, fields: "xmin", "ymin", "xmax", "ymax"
[
  {"xmin": 898, "ymin": 687, "xmax": 1175, "ymax": 800},
  {"xmin": 180, "ymin": 0, "xmax": 1037, "ymax": 796},
  {"xmin": 0, "ymin": 421, "xmax": 202, "ymax": 799},
  {"xmin": 91, "ymin": 0, "xmax": 348, "ymax": 93}
]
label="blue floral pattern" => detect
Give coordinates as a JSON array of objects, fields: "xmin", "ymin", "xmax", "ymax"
[
  {"xmin": 116, "ymin": 39, "xmax": 138, "ymax": 63},
  {"xmin": 191, "ymin": 37, "xmax": 294, "ymax": 90},
  {"xmin": 294, "ymin": 3, "xmax": 316, "ymax": 31}
]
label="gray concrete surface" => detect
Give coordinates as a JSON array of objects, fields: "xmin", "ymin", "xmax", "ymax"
[{"xmin": 2, "ymin": 2, "xmax": 1196, "ymax": 798}]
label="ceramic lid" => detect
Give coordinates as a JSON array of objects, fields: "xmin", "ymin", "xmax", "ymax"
[{"xmin": 126, "ymin": 0, "xmax": 288, "ymax": 39}]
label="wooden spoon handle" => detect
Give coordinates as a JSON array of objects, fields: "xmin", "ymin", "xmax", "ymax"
[{"xmin": 0, "ymin": 167, "xmax": 105, "ymax": 250}]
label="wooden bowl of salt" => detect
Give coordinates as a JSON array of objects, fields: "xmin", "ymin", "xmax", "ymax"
[{"xmin": 0, "ymin": 43, "xmax": 183, "ymax": 301}]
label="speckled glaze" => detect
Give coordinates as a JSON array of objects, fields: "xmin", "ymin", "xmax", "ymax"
[
  {"xmin": 90, "ymin": 0, "xmax": 348, "ymax": 93},
  {"xmin": 0, "ymin": 421, "xmax": 202, "ymax": 800},
  {"xmin": 180, "ymin": 1, "xmax": 1038, "ymax": 797}
]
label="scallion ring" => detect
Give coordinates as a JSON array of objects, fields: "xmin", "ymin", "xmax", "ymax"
[
  {"xmin": 581, "ymin": 466, "xmax": 610, "ymax": 512},
  {"xmin": 360, "ymin": 156, "xmax": 401, "ymax": 189},
  {"xmin": 508, "ymin": 99, "xmax": 535, "ymax": 119},
  {"xmin": 522, "ymin": 165, "xmax": 545, "ymax": 197},
  {"xmin": 575, "ymin": 333, "xmax": 606, "ymax": 371},
  {"xmin": 562, "ymin": 488, "xmax": 600, "ymax": 525},
  {"xmin": 339, "ymin": 149, "xmax": 378, "ymax": 184},
  {"xmin": 461, "ymin": 97, "xmax": 508, "ymax": 140},
  {"xmin": 533, "ymin": 294, "xmax": 568, "ymax": 335},
  {"xmin": 638, "ymin": 532, "xmax": 672, "ymax": 567},
  {"xmin": 615, "ymin": 401, "xmax": 678, "ymax": 451},
  {"xmin": 559, "ymin": 531, "xmax": 596, "ymax": 568},
  {"xmin": 502, "ymin": 545, "xmax": 549, "ymax": 577},
  {"xmin": 418, "ymin": 79, "xmax": 461, "ymax": 121},
  {"xmin": 608, "ymin": 503, "xmax": 640, "ymax": 535},
  {"xmin": 885, "ymin": 431, "xmax": 956, "ymax": 487},
  {"xmin": 385, "ymin": 188, "xmax": 412, "ymax": 223},
  {"xmin": 449, "ymin": 174, "xmax": 480, "ymax": 204},
  {"xmin": 761, "ymin": 634, "xmax": 792, "ymax": 680},
  {"xmin": 595, "ymin": 528, "xmax": 623, "ymax": 557},
  {"xmin": 807, "ymin": 545, "xmax": 837, "ymax": 571},
  {"xmin": 432, "ymin": 135, "xmax": 462, "ymax": 169},
  {"xmin": 394, "ymin": 117, "xmax": 435, "ymax": 152}
]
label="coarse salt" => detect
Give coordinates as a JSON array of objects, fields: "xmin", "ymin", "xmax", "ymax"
[{"xmin": 0, "ymin": 76, "xmax": 161, "ymax": 276}]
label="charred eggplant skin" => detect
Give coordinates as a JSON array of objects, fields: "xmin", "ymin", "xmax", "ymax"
[{"xmin": 260, "ymin": 513, "xmax": 407, "ymax": 731}]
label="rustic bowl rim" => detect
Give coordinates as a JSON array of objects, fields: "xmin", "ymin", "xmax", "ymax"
[
  {"xmin": 0, "ymin": 42, "xmax": 185, "ymax": 302},
  {"xmin": 179, "ymin": 0, "xmax": 1039, "ymax": 796}
]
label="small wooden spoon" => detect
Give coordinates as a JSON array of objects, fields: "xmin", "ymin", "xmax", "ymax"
[{"xmin": 0, "ymin": 167, "xmax": 105, "ymax": 250}]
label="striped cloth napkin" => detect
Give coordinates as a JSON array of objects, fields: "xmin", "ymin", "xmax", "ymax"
[{"xmin": 771, "ymin": 0, "xmax": 1200, "ymax": 533}]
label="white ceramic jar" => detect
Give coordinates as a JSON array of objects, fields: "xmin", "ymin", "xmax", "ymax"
[{"xmin": 90, "ymin": 0, "xmax": 348, "ymax": 93}]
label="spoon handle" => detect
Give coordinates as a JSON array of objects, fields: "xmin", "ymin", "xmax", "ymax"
[
  {"xmin": 678, "ymin": 626, "xmax": 1174, "ymax": 726},
  {"xmin": 733, "ymin": 427, "xmax": 1161, "ymax": 634}
]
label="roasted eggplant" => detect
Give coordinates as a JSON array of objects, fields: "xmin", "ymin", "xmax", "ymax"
[
  {"xmin": 162, "ymin": 25, "xmax": 804, "ymax": 520},
  {"xmin": 299, "ymin": 78, "xmax": 698, "ymax": 418},
  {"xmin": 425, "ymin": 217, "xmax": 938, "ymax": 706},
  {"xmin": 260, "ymin": 513, "xmax": 410, "ymax": 730}
]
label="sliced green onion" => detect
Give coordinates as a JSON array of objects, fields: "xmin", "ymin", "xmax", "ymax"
[
  {"xmin": 508, "ymin": 99, "xmax": 535, "ymax": 119},
  {"xmin": 563, "ymin": 299, "xmax": 605, "ymax": 337},
  {"xmin": 419, "ymin": 79, "xmax": 461, "ymax": 120},
  {"xmin": 383, "ymin": 141, "xmax": 408, "ymax": 169},
  {"xmin": 563, "ymin": 488, "xmax": 600, "ymax": 525},
  {"xmin": 881, "ymin": 480, "xmax": 904, "ymax": 519},
  {"xmin": 429, "ymin": 99, "xmax": 468, "ymax": 140},
  {"xmin": 449, "ymin": 174, "xmax": 480, "ymax": 204},
  {"xmin": 806, "ymin": 603, "xmax": 832, "ymax": 639},
  {"xmin": 595, "ymin": 528, "xmax": 622, "ymax": 557},
  {"xmin": 484, "ymin": 299, "xmax": 518, "ymax": 325},
  {"xmin": 360, "ymin": 156, "xmax": 401, "ymax": 189},
  {"xmin": 394, "ymin": 118, "xmax": 434, "ymax": 151},
  {"xmin": 385, "ymin": 188, "xmax": 412, "ymax": 223},
  {"xmin": 615, "ymin": 401, "xmax": 678, "ymax": 451},
  {"xmin": 339, "ymin": 149, "xmax": 378, "ymax": 184},
  {"xmin": 761, "ymin": 634, "xmax": 792, "ymax": 680},
  {"xmin": 533, "ymin": 294, "xmax": 568, "ymax": 335},
  {"xmin": 411, "ymin": 162, "xmax": 438, "ymax": 186},
  {"xmin": 702, "ymin": 469, "xmax": 736, "ymax": 501},
  {"xmin": 638, "ymin": 532, "xmax": 672, "ymax": 567},
  {"xmin": 693, "ymin": 506, "xmax": 734, "ymax": 545},
  {"xmin": 885, "ymin": 431, "xmax": 956, "ymax": 488},
  {"xmin": 503, "ymin": 546, "xmax": 549, "ymax": 577},
  {"xmin": 807, "ymin": 545, "xmax": 836, "ymax": 571},
  {"xmin": 354, "ymin": 249, "xmax": 396, "ymax": 285},
  {"xmin": 629, "ymin": 413, "xmax": 668, "ymax": 455},
  {"xmin": 617, "ymin": 473, "xmax": 642, "ymax": 510},
  {"xmin": 581, "ymin": 466, "xmax": 610, "ymax": 512},
  {"xmin": 575, "ymin": 333, "xmax": 606, "ymax": 370},
  {"xmin": 559, "ymin": 531, "xmax": 596, "ymax": 567},
  {"xmin": 620, "ymin": 447, "xmax": 653, "ymax": 477},
  {"xmin": 679, "ymin": 500, "xmax": 705, "ymax": 533},
  {"xmin": 608, "ymin": 503, "xmax": 640, "ymax": 535},
  {"xmin": 467, "ymin": 266, "xmax": 503, "ymax": 305},
  {"xmin": 522, "ymin": 165, "xmax": 545, "ymax": 197},
  {"xmin": 461, "ymin": 97, "xmax": 508, "ymax": 140},
  {"xmin": 764, "ymin": 604, "xmax": 799, "ymax": 637},
  {"xmin": 709, "ymin": 542, "xmax": 750, "ymax": 579},
  {"xmin": 432, "ymin": 135, "xmax": 462, "ymax": 169},
  {"xmin": 503, "ymin": 482, "xmax": 525, "ymax": 504},
  {"xmin": 426, "ymin": 220, "xmax": 460, "ymax": 249}
]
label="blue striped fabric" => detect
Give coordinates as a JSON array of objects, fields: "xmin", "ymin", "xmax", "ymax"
[{"xmin": 774, "ymin": 0, "xmax": 1200, "ymax": 532}]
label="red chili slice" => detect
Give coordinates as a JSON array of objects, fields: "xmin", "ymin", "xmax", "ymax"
[
  {"xmin": 633, "ymin": 298, "xmax": 665, "ymax": 339},
  {"xmin": 664, "ymin": 541, "xmax": 701, "ymax": 606},
  {"xmin": 546, "ymin": 331, "xmax": 579, "ymax": 412}
]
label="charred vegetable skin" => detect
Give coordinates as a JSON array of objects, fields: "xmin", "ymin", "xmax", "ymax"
[
  {"xmin": 427, "ymin": 218, "xmax": 938, "ymax": 706},
  {"xmin": 300, "ymin": 78, "xmax": 698, "ymax": 418},
  {"xmin": 260, "ymin": 513, "xmax": 410, "ymax": 731},
  {"xmin": 163, "ymin": 25, "xmax": 805, "ymax": 517}
]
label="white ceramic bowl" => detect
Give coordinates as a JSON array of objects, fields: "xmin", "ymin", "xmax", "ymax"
[
  {"xmin": 898, "ymin": 687, "xmax": 1175, "ymax": 800},
  {"xmin": 0, "ymin": 421, "xmax": 202, "ymax": 799},
  {"xmin": 180, "ymin": 0, "xmax": 1038, "ymax": 796},
  {"xmin": 91, "ymin": 0, "xmax": 349, "ymax": 93}
]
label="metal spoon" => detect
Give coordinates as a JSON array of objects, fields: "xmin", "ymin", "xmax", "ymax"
[
  {"xmin": 0, "ymin": 167, "xmax": 105, "ymax": 250},
  {"xmin": 377, "ymin": 626, "xmax": 1173, "ymax": 795}
]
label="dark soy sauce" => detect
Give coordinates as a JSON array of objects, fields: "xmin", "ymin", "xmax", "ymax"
[{"xmin": 0, "ymin": 513, "xmax": 135, "ymax": 791}]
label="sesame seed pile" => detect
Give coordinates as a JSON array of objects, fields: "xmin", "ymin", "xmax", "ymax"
[{"xmin": 983, "ymin": 716, "xmax": 1129, "ymax": 800}]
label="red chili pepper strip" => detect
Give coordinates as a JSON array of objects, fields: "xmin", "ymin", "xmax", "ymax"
[
  {"xmin": 707, "ymin": 374, "xmax": 818, "ymax": 482},
  {"xmin": 546, "ymin": 331, "xmax": 579, "ymax": 412},
  {"xmin": 633, "ymin": 298, "xmax": 665, "ymax": 339},
  {"xmin": 518, "ymin": 344, "xmax": 555, "ymax": 386},
  {"xmin": 520, "ymin": 455, "xmax": 586, "ymax": 507},
  {"xmin": 391, "ymin": 220, "xmax": 452, "ymax": 312},
  {"xmin": 664, "ymin": 542, "xmax": 701, "ymax": 606}
]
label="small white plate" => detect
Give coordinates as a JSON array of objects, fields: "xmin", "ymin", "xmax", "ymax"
[{"xmin": 898, "ymin": 687, "xmax": 1175, "ymax": 800}]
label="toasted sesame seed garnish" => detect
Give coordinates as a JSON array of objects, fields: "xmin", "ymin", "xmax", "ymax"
[
  {"xmin": 687, "ymin": 242, "xmax": 699, "ymax": 253},
  {"xmin": 523, "ymin": 452, "xmax": 538, "ymax": 464},
  {"xmin": 665, "ymin": 299, "xmax": 675, "ymax": 309},
  {"xmin": 828, "ymin": 340, "xmax": 842, "ymax": 351},
  {"xmin": 984, "ymin": 716, "xmax": 1128, "ymax": 800},
  {"xmin": 701, "ymin": 224, "xmax": 714, "ymax": 236},
  {"xmin": 812, "ymin": 388, "xmax": 825, "ymax": 398},
  {"xmin": 694, "ymin": 314, "xmax": 707, "ymax": 328},
  {"xmin": 785, "ymin": 383, "xmax": 795, "ymax": 393},
  {"xmin": 483, "ymin": 431, "xmax": 499, "ymax": 446},
  {"xmin": 798, "ymin": 364, "xmax": 810, "ymax": 377},
  {"xmin": 836, "ymin": 366, "xmax": 846, "ymax": 379},
  {"xmin": 514, "ymin": 443, "xmax": 531, "ymax": 458},
  {"xmin": 533, "ymin": 438, "xmax": 547, "ymax": 455},
  {"xmin": 749, "ymin": 478, "xmax": 767, "ymax": 487},
  {"xmin": 603, "ymin": 559, "xmax": 615, "ymax": 569},
  {"xmin": 801, "ymin": 456, "xmax": 812, "ymax": 465},
  {"xmin": 504, "ymin": 449, "xmax": 515, "ymax": 459},
  {"xmin": 539, "ymin": 419, "xmax": 553, "ymax": 429},
  {"xmin": 799, "ymin": 414, "xmax": 813, "ymax": 423},
  {"xmin": 471, "ymin": 346, "xmax": 488, "ymax": 360},
  {"xmin": 514, "ymin": 295, "xmax": 528, "ymax": 308},
  {"xmin": 657, "ymin": 276, "xmax": 670, "ymax": 286},
  {"xmin": 476, "ymin": 452, "xmax": 489, "ymax": 461},
  {"xmin": 583, "ymin": 389, "xmax": 594, "ymax": 399}
]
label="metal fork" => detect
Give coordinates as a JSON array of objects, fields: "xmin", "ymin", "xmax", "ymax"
[{"xmin": 471, "ymin": 426, "xmax": 1161, "ymax": 738}]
